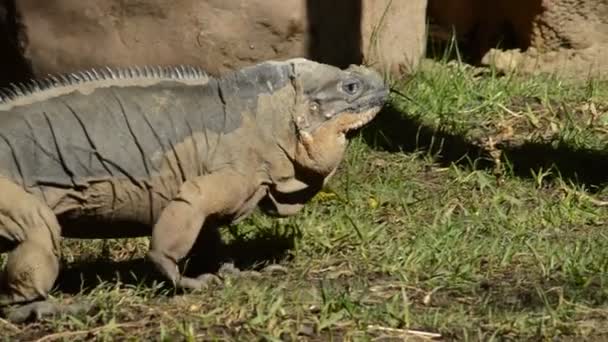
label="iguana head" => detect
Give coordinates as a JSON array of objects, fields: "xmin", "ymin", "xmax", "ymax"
[{"xmin": 288, "ymin": 59, "xmax": 389, "ymax": 175}]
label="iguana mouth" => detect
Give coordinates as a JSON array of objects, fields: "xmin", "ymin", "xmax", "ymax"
[
  {"xmin": 297, "ymin": 89, "xmax": 388, "ymax": 145},
  {"xmin": 341, "ymin": 108, "xmax": 379, "ymax": 132},
  {"xmin": 336, "ymin": 89, "xmax": 389, "ymax": 133}
]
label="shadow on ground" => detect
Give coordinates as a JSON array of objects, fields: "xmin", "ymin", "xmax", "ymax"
[
  {"xmin": 362, "ymin": 103, "xmax": 608, "ymax": 190},
  {"xmin": 55, "ymin": 225, "xmax": 297, "ymax": 295}
]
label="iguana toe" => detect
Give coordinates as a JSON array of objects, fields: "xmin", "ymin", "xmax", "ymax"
[
  {"xmin": 217, "ymin": 262, "xmax": 289, "ymax": 279},
  {"xmin": 260, "ymin": 264, "xmax": 289, "ymax": 275},
  {"xmin": 196, "ymin": 273, "xmax": 223, "ymax": 286},
  {"xmin": 177, "ymin": 273, "xmax": 222, "ymax": 290},
  {"xmin": 2, "ymin": 301, "xmax": 94, "ymax": 324},
  {"xmin": 216, "ymin": 262, "xmax": 261, "ymax": 278},
  {"xmin": 217, "ymin": 262, "xmax": 243, "ymax": 277}
]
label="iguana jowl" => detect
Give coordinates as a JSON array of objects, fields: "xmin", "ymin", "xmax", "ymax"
[{"xmin": 0, "ymin": 58, "xmax": 388, "ymax": 321}]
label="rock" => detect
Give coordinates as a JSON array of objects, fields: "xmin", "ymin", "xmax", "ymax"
[
  {"xmin": 0, "ymin": 0, "xmax": 427, "ymax": 85},
  {"xmin": 428, "ymin": 0, "xmax": 608, "ymax": 77},
  {"xmin": 361, "ymin": 0, "xmax": 427, "ymax": 76},
  {"xmin": 308, "ymin": 0, "xmax": 427, "ymax": 75}
]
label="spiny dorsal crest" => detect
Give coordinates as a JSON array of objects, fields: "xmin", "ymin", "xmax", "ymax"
[{"xmin": 0, "ymin": 65, "xmax": 210, "ymax": 106}]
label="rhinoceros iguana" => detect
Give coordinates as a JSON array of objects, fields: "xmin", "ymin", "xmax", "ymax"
[{"xmin": 0, "ymin": 58, "xmax": 388, "ymax": 322}]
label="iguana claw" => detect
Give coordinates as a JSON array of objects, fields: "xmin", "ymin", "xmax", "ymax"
[
  {"xmin": 176, "ymin": 273, "xmax": 222, "ymax": 291},
  {"xmin": 217, "ymin": 262, "xmax": 289, "ymax": 279}
]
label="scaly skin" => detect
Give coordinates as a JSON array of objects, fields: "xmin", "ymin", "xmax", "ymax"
[{"xmin": 0, "ymin": 58, "xmax": 388, "ymax": 322}]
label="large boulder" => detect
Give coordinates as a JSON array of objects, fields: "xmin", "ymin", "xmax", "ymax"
[
  {"xmin": 0, "ymin": 0, "xmax": 427, "ymax": 86},
  {"xmin": 428, "ymin": 0, "xmax": 608, "ymax": 77}
]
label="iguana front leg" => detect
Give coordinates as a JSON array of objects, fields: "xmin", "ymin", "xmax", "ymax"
[
  {"xmin": 260, "ymin": 170, "xmax": 334, "ymax": 217},
  {"xmin": 147, "ymin": 170, "xmax": 258, "ymax": 290},
  {"xmin": 0, "ymin": 178, "xmax": 92, "ymax": 323}
]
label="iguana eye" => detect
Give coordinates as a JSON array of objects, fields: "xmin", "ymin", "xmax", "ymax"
[
  {"xmin": 310, "ymin": 102, "xmax": 320, "ymax": 112},
  {"xmin": 341, "ymin": 79, "xmax": 361, "ymax": 95}
]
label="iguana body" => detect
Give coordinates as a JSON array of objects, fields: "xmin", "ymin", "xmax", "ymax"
[{"xmin": 0, "ymin": 58, "xmax": 388, "ymax": 322}]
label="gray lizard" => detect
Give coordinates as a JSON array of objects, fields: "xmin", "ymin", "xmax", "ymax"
[{"xmin": 0, "ymin": 58, "xmax": 388, "ymax": 322}]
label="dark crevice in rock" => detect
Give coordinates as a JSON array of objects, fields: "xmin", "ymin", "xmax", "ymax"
[
  {"xmin": 426, "ymin": 0, "xmax": 544, "ymax": 64},
  {"xmin": 305, "ymin": 0, "xmax": 363, "ymax": 68},
  {"xmin": 0, "ymin": 0, "xmax": 32, "ymax": 87}
]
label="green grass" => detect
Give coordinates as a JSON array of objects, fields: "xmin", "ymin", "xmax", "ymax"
[
  {"xmin": 3, "ymin": 60, "xmax": 608, "ymax": 341},
  {"xmin": 393, "ymin": 60, "xmax": 608, "ymax": 151}
]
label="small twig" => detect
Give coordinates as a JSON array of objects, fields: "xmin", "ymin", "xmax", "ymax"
[
  {"xmin": 584, "ymin": 196, "xmax": 608, "ymax": 207},
  {"xmin": 496, "ymin": 103, "xmax": 523, "ymax": 118},
  {"xmin": 367, "ymin": 325, "xmax": 442, "ymax": 340},
  {"xmin": 34, "ymin": 320, "xmax": 145, "ymax": 342},
  {"xmin": 0, "ymin": 317, "xmax": 22, "ymax": 333}
]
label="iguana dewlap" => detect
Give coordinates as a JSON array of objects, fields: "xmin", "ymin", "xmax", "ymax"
[{"xmin": 0, "ymin": 58, "xmax": 388, "ymax": 321}]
